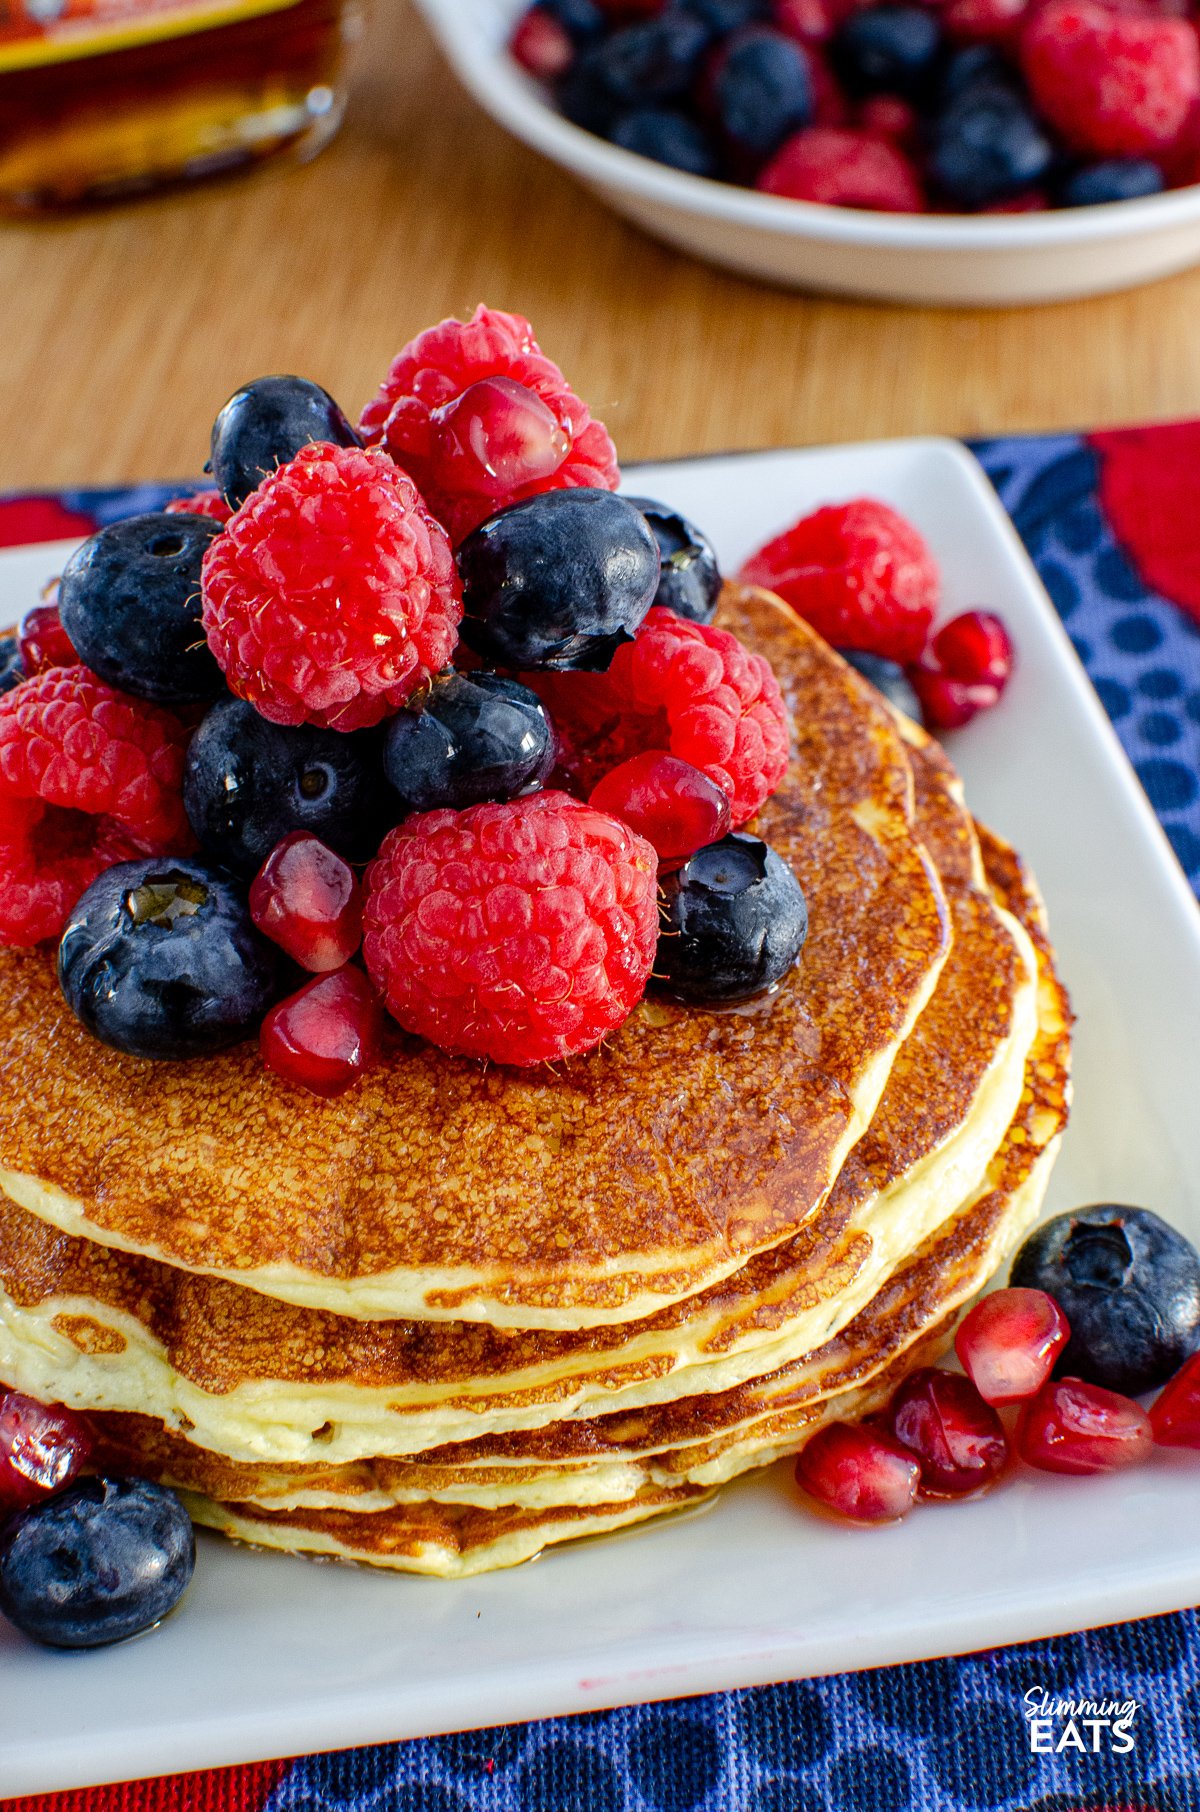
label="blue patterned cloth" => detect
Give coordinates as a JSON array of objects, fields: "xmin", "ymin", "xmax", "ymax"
[
  {"xmin": 977, "ymin": 434, "xmax": 1200, "ymax": 893},
  {"xmin": 12, "ymin": 436, "xmax": 1200, "ymax": 1812},
  {"xmin": 268, "ymin": 1611, "xmax": 1200, "ymax": 1811}
]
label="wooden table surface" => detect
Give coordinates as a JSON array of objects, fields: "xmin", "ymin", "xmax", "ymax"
[{"xmin": 4, "ymin": 0, "xmax": 1200, "ymax": 493}]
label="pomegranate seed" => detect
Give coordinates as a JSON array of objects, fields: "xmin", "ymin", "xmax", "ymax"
[
  {"xmin": 885, "ymin": 1366, "xmax": 1009, "ymax": 1496},
  {"xmin": 589, "ymin": 751, "xmax": 732, "ymax": 867},
  {"xmin": 1017, "ymin": 1378, "xmax": 1153, "ymax": 1475},
  {"xmin": 795, "ymin": 1421, "xmax": 921, "ymax": 1523},
  {"xmin": 18, "ymin": 600, "xmax": 75, "ymax": 675},
  {"xmin": 908, "ymin": 610, "xmax": 1013, "ymax": 732},
  {"xmin": 858, "ymin": 95, "xmax": 918, "ymax": 144},
  {"xmin": 1149, "ymin": 1351, "xmax": 1200, "ymax": 1447},
  {"xmin": 428, "ymin": 377, "xmax": 571, "ymax": 502},
  {"xmin": 908, "ymin": 668, "xmax": 1000, "ymax": 730},
  {"xmin": 933, "ymin": 610, "xmax": 1013, "ymax": 687},
  {"xmin": 510, "ymin": 8, "xmax": 575, "ymax": 80},
  {"xmin": 164, "ymin": 489, "xmax": 232, "ymax": 523},
  {"xmin": 0, "ymin": 1389, "xmax": 93, "ymax": 1511},
  {"xmin": 249, "ymin": 831, "xmax": 364, "ymax": 973},
  {"xmin": 954, "ymin": 1288, "xmax": 1070, "ymax": 1406},
  {"xmin": 260, "ymin": 964, "xmax": 384, "ymax": 1099}
]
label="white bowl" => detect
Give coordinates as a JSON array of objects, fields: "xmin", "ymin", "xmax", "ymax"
[{"xmin": 412, "ymin": 0, "xmax": 1200, "ymax": 305}]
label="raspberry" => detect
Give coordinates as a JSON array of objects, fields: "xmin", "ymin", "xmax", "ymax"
[
  {"xmin": 773, "ymin": 0, "xmax": 836, "ymax": 44},
  {"xmin": 200, "ymin": 442, "xmax": 462, "ymax": 733},
  {"xmin": 739, "ymin": 497, "xmax": 938, "ymax": 663},
  {"xmin": 359, "ymin": 305, "xmax": 620, "ymax": 543},
  {"xmin": 511, "ymin": 7, "xmax": 577, "ymax": 77},
  {"xmin": 807, "ymin": 51, "xmax": 852, "ymax": 127},
  {"xmin": 980, "ymin": 189, "xmax": 1050, "ymax": 213},
  {"xmin": 1020, "ymin": 1, "xmax": 1200, "ymax": 157},
  {"xmin": 18, "ymin": 600, "xmax": 75, "ymax": 676},
  {"xmin": 362, "ymin": 790, "xmax": 658, "ymax": 1066},
  {"xmin": 941, "ymin": 0, "xmax": 1029, "ymax": 41},
  {"xmin": 0, "ymin": 666, "xmax": 192, "ymax": 945},
  {"xmin": 165, "ymin": 489, "xmax": 232, "ymax": 523},
  {"xmin": 756, "ymin": 126, "xmax": 925, "ymax": 209},
  {"xmin": 533, "ymin": 607, "xmax": 790, "ymax": 826},
  {"xmin": 856, "ymin": 95, "xmax": 918, "ymax": 144}
]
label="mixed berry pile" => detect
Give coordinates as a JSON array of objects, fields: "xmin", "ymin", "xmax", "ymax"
[
  {"xmin": 510, "ymin": 0, "xmax": 1200, "ymax": 214},
  {"xmin": 0, "ymin": 305, "xmax": 1012, "ymax": 1099}
]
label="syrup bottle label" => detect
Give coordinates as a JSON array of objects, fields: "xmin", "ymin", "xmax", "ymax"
[{"xmin": 0, "ymin": 0, "xmax": 302, "ymax": 69}]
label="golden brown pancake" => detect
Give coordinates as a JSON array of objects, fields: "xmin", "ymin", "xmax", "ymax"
[
  {"xmin": 0, "ymin": 799, "xmax": 1049, "ymax": 1491},
  {"xmin": 0, "ymin": 756, "xmax": 1034, "ymax": 1462},
  {"xmin": 187, "ymin": 1485, "xmax": 717, "ymax": 1579},
  {"xmin": 81, "ymin": 813, "xmax": 1070, "ymax": 1535},
  {"xmin": 142, "ymin": 821, "xmax": 1070, "ymax": 1575},
  {"xmin": 0, "ymin": 588, "xmax": 952, "ymax": 1329},
  {"xmin": 173, "ymin": 1144, "xmax": 1056, "ymax": 1576}
]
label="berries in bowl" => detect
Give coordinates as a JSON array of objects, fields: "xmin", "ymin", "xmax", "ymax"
[
  {"xmin": 411, "ymin": 0, "xmax": 1200, "ymax": 301},
  {"xmin": 506, "ymin": 0, "xmax": 1200, "ymax": 218}
]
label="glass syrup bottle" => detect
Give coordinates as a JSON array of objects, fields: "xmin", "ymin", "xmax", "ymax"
[{"xmin": 0, "ymin": 0, "xmax": 364, "ymax": 213}]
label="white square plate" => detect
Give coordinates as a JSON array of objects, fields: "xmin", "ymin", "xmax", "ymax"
[{"xmin": 2, "ymin": 438, "xmax": 1199, "ymax": 1800}]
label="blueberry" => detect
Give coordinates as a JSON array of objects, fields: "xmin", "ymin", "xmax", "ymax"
[
  {"xmin": 837, "ymin": 647, "xmax": 921, "ymax": 721},
  {"xmin": 537, "ymin": 0, "xmax": 605, "ymax": 40},
  {"xmin": 929, "ymin": 87, "xmax": 1056, "ymax": 209},
  {"xmin": 383, "ymin": 671, "xmax": 556, "ymax": 812},
  {"xmin": 457, "ymin": 488, "xmax": 661, "ymax": 671},
  {"xmin": 0, "ymin": 631, "xmax": 24, "ymax": 695},
  {"xmin": 1058, "ymin": 159, "xmax": 1165, "ymax": 208},
  {"xmin": 58, "ymin": 857, "xmax": 280, "ymax": 1060},
  {"xmin": 681, "ymin": 0, "xmax": 771, "ymax": 28},
  {"xmin": 0, "ymin": 1477, "xmax": 194, "ymax": 1649},
  {"xmin": 626, "ymin": 497, "xmax": 722, "ymax": 623},
  {"xmin": 210, "ymin": 375, "xmax": 362, "ymax": 511},
  {"xmin": 57, "ymin": 513, "xmax": 225, "ymax": 706},
  {"xmin": 609, "ymin": 108, "xmax": 719, "ymax": 177},
  {"xmin": 713, "ymin": 29, "xmax": 814, "ymax": 161},
  {"xmin": 938, "ymin": 43, "xmax": 1014, "ymax": 103},
  {"xmin": 655, "ymin": 832, "xmax": 808, "ymax": 1005},
  {"xmin": 184, "ymin": 697, "xmax": 395, "ymax": 876},
  {"xmin": 1011, "ymin": 1206, "xmax": 1200, "ymax": 1395},
  {"xmin": 831, "ymin": 5, "xmax": 943, "ymax": 101},
  {"xmin": 558, "ymin": 62, "xmax": 622, "ymax": 135},
  {"xmin": 559, "ymin": 15, "xmax": 711, "ymax": 132}
]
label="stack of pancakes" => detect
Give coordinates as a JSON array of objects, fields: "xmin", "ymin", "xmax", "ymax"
[{"xmin": 0, "ymin": 587, "xmax": 1071, "ymax": 1577}]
